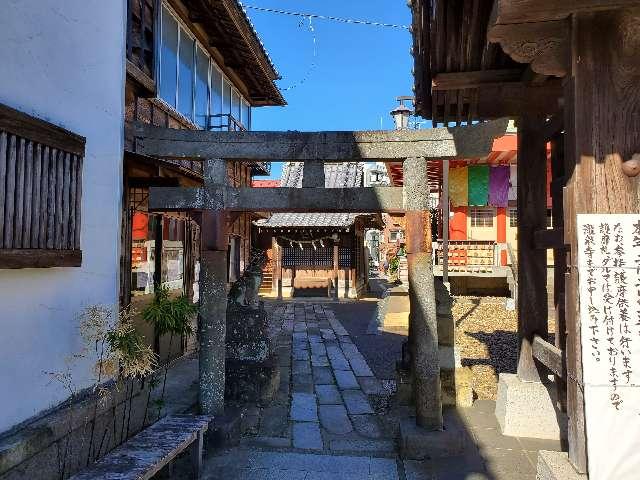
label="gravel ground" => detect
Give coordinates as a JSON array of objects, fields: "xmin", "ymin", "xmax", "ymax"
[
  {"xmin": 454, "ymin": 296, "xmax": 518, "ymax": 400},
  {"xmin": 454, "ymin": 295, "xmax": 556, "ymax": 400}
]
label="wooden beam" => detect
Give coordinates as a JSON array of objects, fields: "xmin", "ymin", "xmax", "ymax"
[
  {"xmin": 475, "ymin": 80, "xmax": 563, "ymax": 118},
  {"xmin": 131, "ymin": 120, "xmax": 509, "ymax": 161},
  {"xmin": 488, "ymin": 20, "xmax": 569, "ymax": 77},
  {"xmin": 432, "ymin": 69, "xmax": 523, "ymax": 90},
  {"xmin": 126, "ymin": 59, "xmax": 155, "ymax": 95},
  {"xmin": 148, "ymin": 186, "xmax": 406, "ymax": 213},
  {"xmin": 0, "ymin": 249, "xmax": 82, "ymax": 269},
  {"xmin": 532, "ymin": 334, "xmax": 565, "ymax": 378},
  {"xmin": 533, "ymin": 228, "xmax": 566, "ymax": 250},
  {"xmin": 521, "ymin": 66, "xmax": 549, "ymax": 85},
  {"xmin": 492, "ymin": 0, "xmax": 640, "ymax": 24}
]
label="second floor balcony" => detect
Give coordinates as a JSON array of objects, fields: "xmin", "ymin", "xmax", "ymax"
[{"xmin": 204, "ymin": 113, "xmax": 270, "ymax": 176}]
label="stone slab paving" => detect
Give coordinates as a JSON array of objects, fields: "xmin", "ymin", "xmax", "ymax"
[
  {"xmin": 315, "ymin": 384, "xmax": 342, "ymax": 405},
  {"xmin": 199, "ymin": 301, "xmax": 562, "ymax": 480},
  {"xmin": 318, "ymin": 405, "xmax": 353, "ymax": 434},
  {"xmin": 291, "ymin": 392, "xmax": 318, "ymax": 422},
  {"xmin": 334, "ymin": 369, "xmax": 360, "ymax": 390},
  {"xmin": 292, "ymin": 422, "xmax": 323, "ymax": 450}
]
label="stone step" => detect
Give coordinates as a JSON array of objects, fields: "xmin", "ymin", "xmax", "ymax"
[{"xmin": 204, "ymin": 450, "xmax": 400, "ymax": 479}]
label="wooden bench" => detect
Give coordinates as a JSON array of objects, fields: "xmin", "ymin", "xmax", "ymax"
[{"xmin": 70, "ymin": 414, "xmax": 212, "ymax": 480}]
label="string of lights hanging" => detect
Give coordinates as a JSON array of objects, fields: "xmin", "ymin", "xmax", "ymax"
[
  {"xmin": 240, "ymin": 4, "xmax": 410, "ymax": 30},
  {"xmin": 280, "ymin": 16, "xmax": 317, "ymax": 92},
  {"xmin": 239, "ymin": 3, "xmax": 408, "ymax": 91}
]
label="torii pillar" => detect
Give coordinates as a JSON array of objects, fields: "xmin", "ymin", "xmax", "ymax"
[
  {"xmin": 404, "ymin": 157, "xmax": 442, "ymax": 430},
  {"xmin": 197, "ymin": 159, "xmax": 228, "ymax": 415}
]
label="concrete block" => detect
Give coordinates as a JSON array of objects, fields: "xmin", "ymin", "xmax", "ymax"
[
  {"xmin": 536, "ymin": 451, "xmax": 587, "ymax": 480},
  {"xmin": 495, "ymin": 373, "xmax": 566, "ymax": 440},
  {"xmin": 398, "ymin": 416, "xmax": 465, "ymax": 460}
]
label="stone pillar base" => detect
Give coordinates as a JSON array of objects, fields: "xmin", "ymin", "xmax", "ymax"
[
  {"xmin": 225, "ymin": 357, "xmax": 280, "ymax": 406},
  {"xmin": 536, "ymin": 451, "xmax": 587, "ymax": 480},
  {"xmin": 439, "ymin": 346, "xmax": 473, "ymax": 407},
  {"xmin": 399, "ymin": 412, "xmax": 466, "ymax": 460},
  {"xmin": 495, "ymin": 373, "xmax": 566, "ymax": 440}
]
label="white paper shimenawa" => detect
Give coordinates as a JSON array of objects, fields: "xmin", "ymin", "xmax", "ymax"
[{"xmin": 577, "ymin": 214, "xmax": 640, "ymax": 480}]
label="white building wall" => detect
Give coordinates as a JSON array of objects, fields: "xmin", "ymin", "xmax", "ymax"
[{"xmin": 0, "ymin": 0, "xmax": 126, "ymax": 432}]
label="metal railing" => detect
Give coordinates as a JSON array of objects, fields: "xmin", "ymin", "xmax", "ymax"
[
  {"xmin": 203, "ymin": 114, "xmax": 271, "ymax": 176},
  {"xmin": 206, "ymin": 113, "xmax": 246, "ymax": 132}
]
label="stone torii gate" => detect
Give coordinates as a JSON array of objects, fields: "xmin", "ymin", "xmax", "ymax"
[{"xmin": 133, "ymin": 119, "xmax": 507, "ymax": 432}]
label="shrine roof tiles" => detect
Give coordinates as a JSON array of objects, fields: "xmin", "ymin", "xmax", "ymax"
[{"xmin": 255, "ymin": 162, "xmax": 367, "ymax": 228}]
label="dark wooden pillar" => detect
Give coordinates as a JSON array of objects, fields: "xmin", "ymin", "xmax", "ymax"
[
  {"xmin": 273, "ymin": 237, "xmax": 283, "ymax": 300},
  {"xmin": 198, "ymin": 159, "xmax": 228, "ymax": 415},
  {"xmin": 516, "ymin": 115, "xmax": 548, "ymax": 383},
  {"xmin": 405, "ymin": 156, "xmax": 442, "ymax": 430},
  {"xmin": 563, "ymin": 9, "xmax": 640, "ymax": 473},
  {"xmin": 333, "ymin": 243, "xmax": 339, "ymax": 300},
  {"xmin": 550, "ymin": 135, "xmax": 567, "ymax": 412}
]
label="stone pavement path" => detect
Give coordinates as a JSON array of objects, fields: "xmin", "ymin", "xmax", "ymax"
[
  {"xmin": 198, "ymin": 301, "xmax": 560, "ymax": 480},
  {"xmin": 202, "ymin": 302, "xmax": 400, "ymax": 479}
]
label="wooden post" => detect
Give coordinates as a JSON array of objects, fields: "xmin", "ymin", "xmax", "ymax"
[
  {"xmin": 563, "ymin": 9, "xmax": 640, "ymax": 473},
  {"xmin": 198, "ymin": 159, "xmax": 228, "ymax": 415},
  {"xmin": 516, "ymin": 115, "xmax": 548, "ymax": 383},
  {"xmin": 550, "ymin": 136, "xmax": 567, "ymax": 412},
  {"xmin": 405, "ymin": 157, "xmax": 442, "ymax": 430},
  {"xmin": 333, "ymin": 243, "xmax": 339, "ymax": 300},
  {"xmin": 273, "ymin": 237, "xmax": 282, "ymax": 300},
  {"xmin": 153, "ymin": 214, "xmax": 163, "ymax": 355},
  {"xmin": 442, "ymin": 159, "xmax": 449, "ymax": 282},
  {"xmin": 344, "ymin": 266, "xmax": 350, "ymax": 298}
]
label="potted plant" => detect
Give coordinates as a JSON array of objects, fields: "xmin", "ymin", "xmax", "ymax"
[{"xmin": 142, "ymin": 286, "xmax": 197, "ymax": 415}]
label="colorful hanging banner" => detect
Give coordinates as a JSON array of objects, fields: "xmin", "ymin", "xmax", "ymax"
[
  {"xmin": 488, "ymin": 165, "xmax": 510, "ymax": 207},
  {"xmin": 468, "ymin": 165, "xmax": 489, "ymax": 206},
  {"xmin": 449, "ymin": 167, "xmax": 468, "ymax": 207}
]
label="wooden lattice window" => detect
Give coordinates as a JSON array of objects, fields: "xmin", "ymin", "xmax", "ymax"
[
  {"xmin": 338, "ymin": 247, "xmax": 354, "ymax": 268},
  {"xmin": 127, "ymin": 0, "xmax": 156, "ymax": 81},
  {"xmin": 0, "ymin": 103, "xmax": 85, "ymax": 268},
  {"xmin": 282, "ymin": 246, "xmax": 333, "ymax": 268},
  {"xmin": 470, "ymin": 207, "xmax": 494, "ymax": 228},
  {"xmin": 509, "ymin": 208, "xmax": 518, "ymax": 227}
]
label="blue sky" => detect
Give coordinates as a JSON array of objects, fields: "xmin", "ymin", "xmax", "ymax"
[{"xmin": 244, "ymin": 1, "xmax": 413, "ymax": 179}]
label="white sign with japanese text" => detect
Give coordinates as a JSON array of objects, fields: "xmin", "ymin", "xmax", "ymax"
[{"xmin": 577, "ymin": 214, "xmax": 640, "ymax": 480}]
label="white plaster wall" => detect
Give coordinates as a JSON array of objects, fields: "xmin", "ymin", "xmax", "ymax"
[{"xmin": 0, "ymin": 0, "xmax": 126, "ymax": 433}]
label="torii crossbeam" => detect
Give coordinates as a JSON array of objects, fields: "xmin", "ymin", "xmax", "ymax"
[{"xmin": 137, "ymin": 120, "xmax": 508, "ymax": 431}]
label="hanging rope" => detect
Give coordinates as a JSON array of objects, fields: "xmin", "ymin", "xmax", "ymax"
[
  {"xmin": 240, "ymin": 4, "xmax": 410, "ymax": 30},
  {"xmin": 279, "ymin": 16, "xmax": 317, "ymax": 92},
  {"xmin": 277, "ymin": 234, "xmax": 339, "ymax": 251}
]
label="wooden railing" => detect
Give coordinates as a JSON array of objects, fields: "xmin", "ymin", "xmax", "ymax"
[
  {"xmin": 0, "ymin": 103, "xmax": 85, "ymax": 268},
  {"xmin": 436, "ymin": 240, "xmax": 497, "ymax": 272}
]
